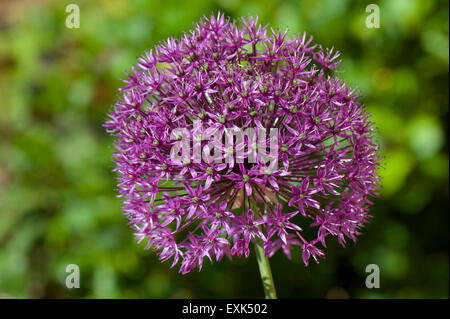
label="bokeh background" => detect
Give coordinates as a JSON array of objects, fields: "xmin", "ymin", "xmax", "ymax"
[{"xmin": 0, "ymin": 0, "xmax": 448, "ymax": 298}]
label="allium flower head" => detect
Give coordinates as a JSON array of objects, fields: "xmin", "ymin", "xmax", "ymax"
[{"xmin": 105, "ymin": 13, "xmax": 380, "ymax": 274}]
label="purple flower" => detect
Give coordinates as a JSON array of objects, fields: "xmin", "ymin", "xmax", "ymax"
[
  {"xmin": 288, "ymin": 177, "xmax": 321, "ymax": 215},
  {"xmin": 105, "ymin": 12, "xmax": 380, "ymax": 273},
  {"xmin": 266, "ymin": 204, "xmax": 301, "ymax": 245}
]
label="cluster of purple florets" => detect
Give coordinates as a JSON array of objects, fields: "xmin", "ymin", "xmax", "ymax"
[{"xmin": 105, "ymin": 13, "xmax": 380, "ymax": 274}]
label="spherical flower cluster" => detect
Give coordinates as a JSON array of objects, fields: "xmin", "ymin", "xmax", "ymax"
[{"xmin": 105, "ymin": 13, "xmax": 380, "ymax": 274}]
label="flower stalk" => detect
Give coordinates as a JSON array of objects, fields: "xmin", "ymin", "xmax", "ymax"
[
  {"xmin": 249, "ymin": 196, "xmax": 277, "ymax": 299},
  {"xmin": 254, "ymin": 237, "xmax": 277, "ymax": 299}
]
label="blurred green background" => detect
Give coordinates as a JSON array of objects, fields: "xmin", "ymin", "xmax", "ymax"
[{"xmin": 0, "ymin": 0, "xmax": 448, "ymax": 298}]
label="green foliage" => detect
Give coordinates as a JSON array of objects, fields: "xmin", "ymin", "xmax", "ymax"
[{"xmin": 0, "ymin": 0, "xmax": 448, "ymax": 298}]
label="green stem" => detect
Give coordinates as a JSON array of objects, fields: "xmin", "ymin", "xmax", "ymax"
[
  {"xmin": 248, "ymin": 196, "xmax": 277, "ymax": 299},
  {"xmin": 254, "ymin": 238, "xmax": 277, "ymax": 299}
]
